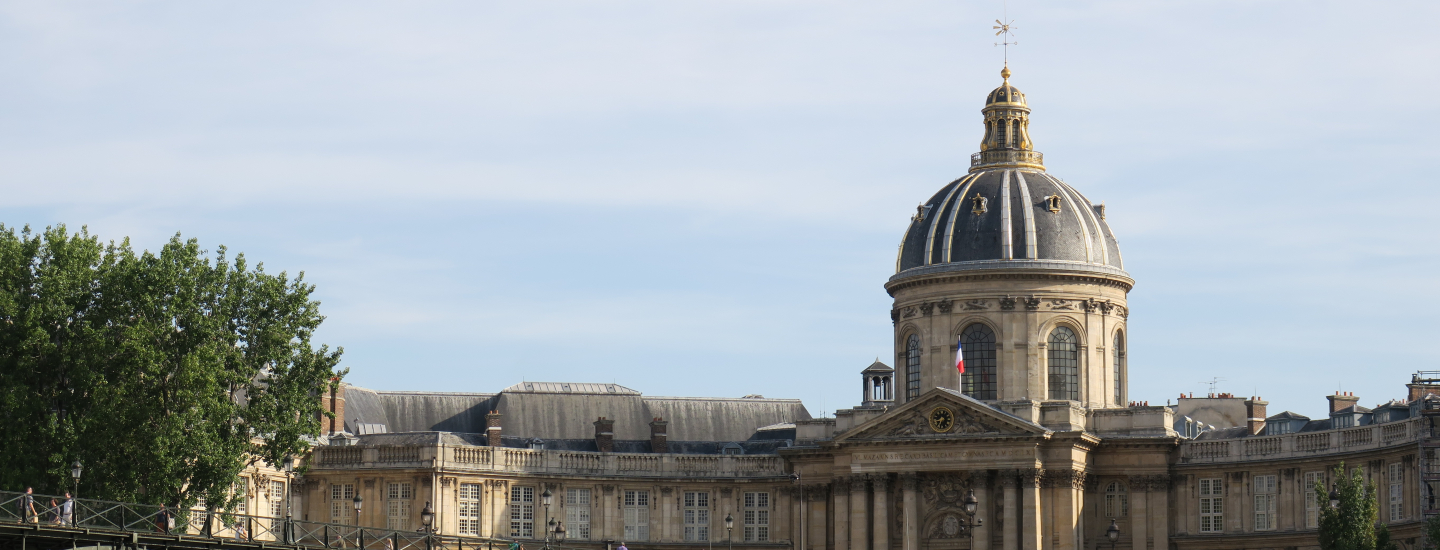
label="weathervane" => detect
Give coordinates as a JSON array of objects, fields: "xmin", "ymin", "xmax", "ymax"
[{"xmin": 993, "ymin": 18, "xmax": 1017, "ymax": 65}]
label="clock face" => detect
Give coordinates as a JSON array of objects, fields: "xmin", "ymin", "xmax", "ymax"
[{"xmin": 929, "ymin": 406, "xmax": 955, "ymax": 433}]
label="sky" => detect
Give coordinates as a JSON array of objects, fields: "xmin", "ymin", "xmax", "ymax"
[{"xmin": 2, "ymin": 1, "xmax": 1438, "ymax": 421}]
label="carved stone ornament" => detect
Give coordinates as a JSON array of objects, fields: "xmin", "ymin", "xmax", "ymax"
[
  {"xmin": 660, "ymin": 486, "xmax": 673, "ymax": 496},
  {"xmin": 972, "ymin": 194, "xmax": 988, "ymax": 215},
  {"xmin": 1117, "ymin": 306, "xmax": 1129, "ymax": 318},
  {"xmin": 891, "ymin": 310, "xmax": 899, "ymax": 324},
  {"xmin": 887, "ymin": 407, "xmax": 1003, "ymax": 437},
  {"xmin": 999, "ymin": 296, "xmax": 1017, "ymax": 311},
  {"xmin": 850, "ymin": 477, "xmax": 868, "ymax": 492},
  {"xmin": 1023, "ymin": 296, "xmax": 1042, "ymax": 311},
  {"xmin": 1082, "ymin": 299, "xmax": 1097, "ymax": 313},
  {"xmin": 1020, "ymin": 469, "xmax": 1045, "ymax": 488},
  {"xmin": 440, "ymin": 477, "xmax": 457, "ymax": 488},
  {"xmin": 601, "ymin": 485, "xmax": 615, "ymax": 494},
  {"xmin": 901, "ymin": 473, "xmax": 919, "ymax": 491},
  {"xmin": 936, "ymin": 299, "xmax": 953, "ymax": 314},
  {"xmin": 919, "ymin": 302, "xmax": 935, "ymax": 316},
  {"xmin": 872, "ymin": 475, "xmax": 890, "ymax": 491},
  {"xmin": 1048, "ymin": 299, "xmax": 1074, "ymax": 311},
  {"xmin": 902, "ymin": 307, "xmax": 919, "ymax": 319},
  {"xmin": 926, "ymin": 515, "xmax": 968, "ymax": 539},
  {"xmin": 921, "ymin": 474, "xmax": 971, "ymax": 509},
  {"xmin": 962, "ymin": 299, "xmax": 988, "ymax": 311},
  {"xmin": 888, "ymin": 414, "xmax": 931, "ymax": 437},
  {"xmin": 1097, "ymin": 301, "xmax": 1114, "ymax": 315}
]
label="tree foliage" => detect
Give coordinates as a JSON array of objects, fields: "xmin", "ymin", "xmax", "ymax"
[
  {"xmin": 0, "ymin": 224, "xmax": 344, "ymax": 509},
  {"xmin": 1316, "ymin": 461, "xmax": 1393, "ymax": 550}
]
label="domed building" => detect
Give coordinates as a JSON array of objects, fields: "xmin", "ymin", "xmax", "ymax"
[
  {"xmin": 889, "ymin": 66, "xmax": 1131, "ymax": 412},
  {"xmin": 283, "ymin": 65, "xmax": 1427, "ymax": 550}
]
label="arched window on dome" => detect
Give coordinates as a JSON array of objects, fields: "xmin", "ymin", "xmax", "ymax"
[
  {"xmin": 1113, "ymin": 331, "xmax": 1126, "ymax": 404},
  {"xmin": 905, "ymin": 334, "xmax": 922, "ymax": 401},
  {"xmin": 1105, "ymin": 482, "xmax": 1128, "ymax": 518},
  {"xmin": 959, "ymin": 323, "xmax": 997, "ymax": 400},
  {"xmin": 1047, "ymin": 326, "xmax": 1079, "ymax": 401}
]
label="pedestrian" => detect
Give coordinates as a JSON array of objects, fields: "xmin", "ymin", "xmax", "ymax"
[
  {"xmin": 47, "ymin": 499, "xmax": 58, "ymax": 524},
  {"xmin": 19, "ymin": 487, "xmax": 37, "ymax": 524},
  {"xmin": 617, "ymin": 542, "xmax": 628, "ymax": 550},
  {"xmin": 61, "ymin": 492, "xmax": 74, "ymax": 526},
  {"xmin": 156, "ymin": 504, "xmax": 172, "ymax": 534}
]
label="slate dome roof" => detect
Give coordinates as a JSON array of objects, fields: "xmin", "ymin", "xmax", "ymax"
[
  {"xmin": 891, "ymin": 67, "xmax": 1128, "ymax": 284},
  {"xmin": 895, "ymin": 170, "xmax": 1123, "ymax": 276}
]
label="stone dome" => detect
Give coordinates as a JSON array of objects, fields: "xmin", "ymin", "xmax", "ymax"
[{"xmin": 891, "ymin": 67, "xmax": 1128, "ymax": 284}]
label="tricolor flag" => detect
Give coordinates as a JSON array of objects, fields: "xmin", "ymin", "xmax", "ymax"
[{"xmin": 955, "ymin": 335, "xmax": 965, "ymax": 374}]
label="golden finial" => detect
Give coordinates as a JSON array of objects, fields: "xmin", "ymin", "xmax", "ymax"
[{"xmin": 1001, "ymin": 66, "xmax": 1011, "ymax": 82}]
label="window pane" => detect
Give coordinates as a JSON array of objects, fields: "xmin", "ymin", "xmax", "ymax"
[
  {"xmin": 1047, "ymin": 327, "xmax": 1079, "ymax": 400},
  {"xmin": 960, "ymin": 324, "xmax": 997, "ymax": 400}
]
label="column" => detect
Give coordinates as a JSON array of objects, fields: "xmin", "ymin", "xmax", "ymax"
[
  {"xmin": 1021, "ymin": 469, "xmax": 1042, "ymax": 550},
  {"xmin": 872, "ymin": 475, "xmax": 889, "ymax": 550},
  {"xmin": 791, "ymin": 487, "xmax": 803, "ymax": 550},
  {"xmin": 1002, "ymin": 471, "xmax": 1018, "ymax": 550},
  {"xmin": 1128, "ymin": 477, "xmax": 1148, "ymax": 550},
  {"xmin": 850, "ymin": 477, "xmax": 868, "ymax": 550},
  {"xmin": 808, "ymin": 487, "xmax": 828, "ymax": 550},
  {"xmin": 1149, "ymin": 476, "xmax": 1169, "ymax": 550},
  {"xmin": 902, "ymin": 474, "xmax": 919, "ymax": 550},
  {"xmin": 973, "ymin": 472, "xmax": 991, "ymax": 550},
  {"xmin": 1053, "ymin": 471, "xmax": 1079, "ymax": 550},
  {"xmin": 834, "ymin": 478, "xmax": 850, "ymax": 550}
]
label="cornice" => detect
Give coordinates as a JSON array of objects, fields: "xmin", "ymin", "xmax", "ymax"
[{"xmin": 886, "ymin": 262, "xmax": 1134, "ymax": 296}]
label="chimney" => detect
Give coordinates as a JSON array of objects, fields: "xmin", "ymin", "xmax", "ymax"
[
  {"xmin": 1327, "ymin": 391, "xmax": 1360, "ymax": 414},
  {"xmin": 321, "ymin": 379, "xmax": 347, "ymax": 435},
  {"xmin": 650, "ymin": 417, "xmax": 669, "ymax": 454},
  {"xmin": 594, "ymin": 417, "xmax": 615, "ymax": 453},
  {"xmin": 1245, "ymin": 397, "xmax": 1268, "ymax": 435},
  {"xmin": 486, "ymin": 410, "xmax": 503, "ymax": 447}
]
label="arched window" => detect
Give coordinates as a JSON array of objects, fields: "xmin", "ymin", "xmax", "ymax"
[
  {"xmin": 1113, "ymin": 331, "xmax": 1126, "ymax": 404},
  {"xmin": 1105, "ymin": 482, "xmax": 1128, "ymax": 518},
  {"xmin": 1047, "ymin": 326, "xmax": 1079, "ymax": 401},
  {"xmin": 905, "ymin": 334, "xmax": 922, "ymax": 401},
  {"xmin": 959, "ymin": 323, "xmax": 997, "ymax": 400}
]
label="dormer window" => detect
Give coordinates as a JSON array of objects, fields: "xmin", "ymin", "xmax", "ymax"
[
  {"xmin": 1334, "ymin": 415, "xmax": 1354, "ymax": 429},
  {"xmin": 1045, "ymin": 195, "xmax": 1062, "ymax": 213},
  {"xmin": 972, "ymin": 194, "xmax": 988, "ymax": 215},
  {"xmin": 1267, "ymin": 422, "xmax": 1292, "ymax": 435}
]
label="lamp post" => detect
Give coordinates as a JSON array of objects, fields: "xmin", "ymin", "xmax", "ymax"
[
  {"xmin": 283, "ymin": 457, "xmax": 295, "ymax": 544},
  {"xmin": 70, "ymin": 460, "xmax": 82, "ymax": 527},
  {"xmin": 724, "ymin": 513, "xmax": 733, "ymax": 550},
  {"xmin": 541, "ymin": 488, "xmax": 553, "ymax": 547},
  {"xmin": 353, "ymin": 495, "xmax": 364, "ymax": 550},
  {"xmin": 554, "ymin": 521, "xmax": 566, "ymax": 548},
  {"xmin": 421, "ymin": 501, "xmax": 435, "ymax": 550},
  {"xmin": 1105, "ymin": 519, "xmax": 1120, "ymax": 550},
  {"xmin": 951, "ymin": 490, "xmax": 983, "ymax": 540},
  {"xmin": 1329, "ymin": 484, "xmax": 1341, "ymax": 509}
]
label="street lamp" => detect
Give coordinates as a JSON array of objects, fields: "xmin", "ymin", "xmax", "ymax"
[
  {"xmin": 1329, "ymin": 484, "xmax": 1341, "ymax": 509},
  {"xmin": 421, "ymin": 501, "xmax": 435, "ymax": 550},
  {"xmin": 541, "ymin": 488, "xmax": 553, "ymax": 547},
  {"xmin": 353, "ymin": 494, "xmax": 364, "ymax": 523},
  {"xmin": 725, "ymin": 512, "xmax": 734, "ymax": 550},
  {"xmin": 71, "ymin": 460, "xmax": 83, "ymax": 498},
  {"xmin": 546, "ymin": 518, "xmax": 557, "ymax": 549},
  {"xmin": 283, "ymin": 457, "xmax": 295, "ymax": 543},
  {"xmin": 554, "ymin": 521, "xmax": 566, "ymax": 545},
  {"xmin": 1105, "ymin": 519, "xmax": 1120, "ymax": 550}
]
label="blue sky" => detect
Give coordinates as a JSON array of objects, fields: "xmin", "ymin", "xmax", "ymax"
[{"xmin": 2, "ymin": 1, "xmax": 1437, "ymax": 420}]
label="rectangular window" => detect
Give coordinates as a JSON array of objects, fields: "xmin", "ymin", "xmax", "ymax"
[
  {"xmin": 330, "ymin": 484, "xmax": 355, "ymax": 525},
  {"xmin": 1304, "ymin": 472, "xmax": 1323, "ymax": 529},
  {"xmin": 566, "ymin": 488, "xmax": 591, "ymax": 541},
  {"xmin": 270, "ymin": 480, "xmax": 286, "ymax": 517},
  {"xmin": 743, "ymin": 492, "xmax": 770, "ymax": 542},
  {"xmin": 905, "ymin": 334, "xmax": 922, "ymax": 401},
  {"xmin": 1254, "ymin": 475, "xmax": 1277, "ymax": 531},
  {"xmin": 683, "ymin": 492, "xmax": 709, "ymax": 542},
  {"xmin": 1104, "ymin": 482, "xmax": 1128, "ymax": 518},
  {"xmin": 1335, "ymin": 415, "xmax": 1354, "ymax": 428},
  {"xmin": 387, "ymin": 482, "xmax": 413, "ymax": 531},
  {"xmin": 459, "ymin": 483, "xmax": 482, "ymax": 536},
  {"xmin": 1390, "ymin": 463, "xmax": 1405, "ymax": 522},
  {"xmin": 1199, "ymin": 478, "xmax": 1223, "ymax": 533},
  {"xmin": 623, "ymin": 490, "xmax": 650, "ymax": 541},
  {"xmin": 237, "ymin": 478, "xmax": 248, "ymax": 515},
  {"xmin": 510, "ymin": 487, "xmax": 534, "ymax": 538}
]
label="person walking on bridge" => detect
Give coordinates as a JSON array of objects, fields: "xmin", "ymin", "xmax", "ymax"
[
  {"xmin": 18, "ymin": 488, "xmax": 37, "ymax": 524},
  {"xmin": 61, "ymin": 492, "xmax": 74, "ymax": 526}
]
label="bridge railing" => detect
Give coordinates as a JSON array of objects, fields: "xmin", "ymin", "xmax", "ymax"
[{"xmin": 0, "ymin": 490, "xmax": 512, "ymax": 550}]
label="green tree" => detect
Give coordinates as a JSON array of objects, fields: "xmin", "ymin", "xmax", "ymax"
[
  {"xmin": 1423, "ymin": 514, "xmax": 1440, "ymax": 550},
  {"xmin": 0, "ymin": 224, "xmax": 344, "ymax": 511},
  {"xmin": 1315, "ymin": 461, "xmax": 1392, "ymax": 550}
]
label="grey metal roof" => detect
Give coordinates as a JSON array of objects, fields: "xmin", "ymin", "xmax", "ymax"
[
  {"xmin": 1267, "ymin": 411, "xmax": 1310, "ymax": 421},
  {"xmin": 343, "ymin": 383, "xmax": 810, "ymax": 443},
  {"xmin": 861, "ymin": 361, "xmax": 893, "ymax": 374},
  {"xmin": 894, "ymin": 169, "xmax": 1124, "ymax": 276},
  {"xmin": 500, "ymin": 382, "xmax": 641, "ymax": 395}
]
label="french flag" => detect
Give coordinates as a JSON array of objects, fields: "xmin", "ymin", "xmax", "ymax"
[{"xmin": 955, "ymin": 335, "xmax": 965, "ymax": 374}]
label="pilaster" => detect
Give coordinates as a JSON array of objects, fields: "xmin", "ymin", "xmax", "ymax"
[{"xmin": 872, "ymin": 475, "xmax": 890, "ymax": 550}]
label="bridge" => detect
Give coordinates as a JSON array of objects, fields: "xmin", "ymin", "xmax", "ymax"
[{"xmin": 0, "ymin": 491, "xmax": 519, "ymax": 550}]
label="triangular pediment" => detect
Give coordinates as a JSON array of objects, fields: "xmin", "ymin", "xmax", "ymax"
[{"xmin": 835, "ymin": 388, "xmax": 1049, "ymax": 442}]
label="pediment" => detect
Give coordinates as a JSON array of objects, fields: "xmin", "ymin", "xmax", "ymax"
[{"xmin": 835, "ymin": 388, "xmax": 1048, "ymax": 442}]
